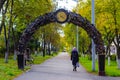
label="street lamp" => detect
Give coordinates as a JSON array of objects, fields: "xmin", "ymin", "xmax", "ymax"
[
  {"xmin": 91, "ymin": 0, "xmax": 96, "ymax": 71},
  {"xmin": 76, "ymin": 25, "xmax": 79, "ymax": 53},
  {"xmin": 76, "ymin": 0, "xmax": 79, "ymax": 53},
  {"xmin": 71, "ymin": 0, "xmax": 79, "ymax": 52}
]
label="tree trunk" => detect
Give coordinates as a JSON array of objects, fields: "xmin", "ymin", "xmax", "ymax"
[
  {"xmin": 1, "ymin": 11, "xmax": 8, "ymax": 63},
  {"xmin": 35, "ymin": 50, "xmax": 37, "ymax": 56},
  {"xmin": 1, "ymin": 4, "xmax": 9, "ymax": 63},
  {"xmin": 0, "ymin": 0, "xmax": 9, "ymax": 63},
  {"xmin": 42, "ymin": 34, "xmax": 46, "ymax": 57},
  {"xmin": 4, "ymin": 23, "xmax": 8, "ymax": 63},
  {"xmin": 35, "ymin": 40, "xmax": 38, "ymax": 56},
  {"xmin": 14, "ymin": 50, "xmax": 17, "ymax": 60},
  {"xmin": 108, "ymin": 46, "xmax": 111, "ymax": 66},
  {"xmin": 42, "ymin": 29, "xmax": 46, "ymax": 57},
  {"xmin": 12, "ymin": 27, "xmax": 17, "ymax": 60},
  {"xmin": 10, "ymin": 0, "xmax": 16, "ymax": 60},
  {"xmin": 108, "ymin": 56, "xmax": 110, "ymax": 66},
  {"xmin": 114, "ymin": 28, "xmax": 120, "ymax": 69},
  {"xmin": 5, "ymin": 0, "xmax": 13, "ymax": 62},
  {"xmin": 5, "ymin": 22, "xmax": 11, "ymax": 63},
  {"xmin": 82, "ymin": 46, "xmax": 85, "ymax": 54},
  {"xmin": 0, "ymin": 23, "xmax": 3, "ymax": 34},
  {"xmin": 117, "ymin": 57, "xmax": 120, "ymax": 69},
  {"xmin": 0, "ymin": 0, "xmax": 7, "ymax": 11},
  {"xmin": 117, "ymin": 47, "xmax": 120, "ymax": 69},
  {"xmin": 48, "ymin": 42, "xmax": 51, "ymax": 55},
  {"xmin": 114, "ymin": 46, "xmax": 120, "ymax": 69}
]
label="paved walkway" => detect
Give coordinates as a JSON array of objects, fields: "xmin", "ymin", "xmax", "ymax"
[{"xmin": 14, "ymin": 52, "xmax": 120, "ymax": 80}]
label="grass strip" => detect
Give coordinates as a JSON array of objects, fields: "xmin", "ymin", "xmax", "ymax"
[
  {"xmin": 0, "ymin": 53, "xmax": 58, "ymax": 80},
  {"xmin": 79, "ymin": 55, "xmax": 120, "ymax": 77}
]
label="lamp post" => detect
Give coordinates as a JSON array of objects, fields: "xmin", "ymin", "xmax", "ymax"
[
  {"xmin": 91, "ymin": 0, "xmax": 96, "ymax": 71},
  {"xmin": 76, "ymin": 26, "xmax": 79, "ymax": 52},
  {"xmin": 76, "ymin": 0, "xmax": 79, "ymax": 53}
]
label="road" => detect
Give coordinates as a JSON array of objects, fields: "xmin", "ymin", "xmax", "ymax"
[{"xmin": 14, "ymin": 52, "xmax": 120, "ymax": 80}]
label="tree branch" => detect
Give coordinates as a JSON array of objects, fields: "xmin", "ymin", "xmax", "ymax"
[{"xmin": 0, "ymin": 0, "xmax": 7, "ymax": 11}]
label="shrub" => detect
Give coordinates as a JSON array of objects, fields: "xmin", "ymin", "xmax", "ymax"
[{"xmin": 110, "ymin": 54, "xmax": 116, "ymax": 61}]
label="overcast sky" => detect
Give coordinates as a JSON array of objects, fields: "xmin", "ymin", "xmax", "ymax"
[{"xmin": 54, "ymin": 0, "xmax": 87, "ymax": 11}]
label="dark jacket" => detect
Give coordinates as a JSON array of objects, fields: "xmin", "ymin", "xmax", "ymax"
[{"xmin": 71, "ymin": 50, "xmax": 79, "ymax": 66}]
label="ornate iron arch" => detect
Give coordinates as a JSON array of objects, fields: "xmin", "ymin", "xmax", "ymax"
[
  {"xmin": 17, "ymin": 9, "xmax": 104, "ymax": 54},
  {"xmin": 17, "ymin": 9, "xmax": 105, "ymax": 75}
]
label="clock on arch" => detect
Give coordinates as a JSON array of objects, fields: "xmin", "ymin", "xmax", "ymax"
[{"xmin": 55, "ymin": 9, "xmax": 69, "ymax": 23}]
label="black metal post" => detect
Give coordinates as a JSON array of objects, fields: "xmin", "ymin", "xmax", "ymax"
[
  {"xmin": 98, "ymin": 54, "xmax": 105, "ymax": 76},
  {"xmin": 17, "ymin": 54, "xmax": 24, "ymax": 70}
]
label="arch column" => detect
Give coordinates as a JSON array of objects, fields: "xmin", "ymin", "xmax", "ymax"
[{"xmin": 17, "ymin": 12, "xmax": 56, "ymax": 69}]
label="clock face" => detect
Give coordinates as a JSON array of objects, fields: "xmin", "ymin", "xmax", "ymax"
[{"xmin": 55, "ymin": 9, "xmax": 68, "ymax": 23}]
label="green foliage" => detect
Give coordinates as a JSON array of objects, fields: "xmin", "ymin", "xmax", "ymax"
[
  {"xmin": 0, "ymin": 58, "xmax": 24, "ymax": 80},
  {"xmin": 79, "ymin": 55, "xmax": 120, "ymax": 76},
  {"xmin": 13, "ymin": 0, "xmax": 54, "ymax": 32},
  {"xmin": 33, "ymin": 23, "xmax": 62, "ymax": 51},
  {"xmin": 63, "ymin": 23, "xmax": 76, "ymax": 47},
  {"xmin": 0, "ymin": 0, "xmax": 55, "ymax": 56},
  {"xmin": 63, "ymin": 23, "xmax": 90, "ymax": 54},
  {"xmin": 76, "ymin": 0, "xmax": 120, "ymax": 39},
  {"xmin": 110, "ymin": 54, "xmax": 116, "ymax": 61},
  {"xmin": 79, "ymin": 55, "xmax": 98, "ymax": 73},
  {"xmin": 75, "ymin": 0, "xmax": 120, "ymax": 68},
  {"xmin": 78, "ymin": 28, "xmax": 90, "ymax": 54}
]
